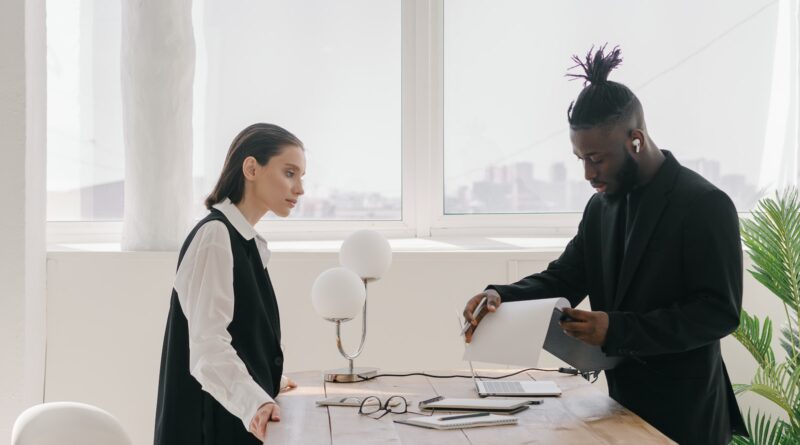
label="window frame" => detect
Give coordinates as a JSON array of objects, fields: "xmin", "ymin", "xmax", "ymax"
[{"xmin": 47, "ymin": 0, "xmax": 783, "ymax": 245}]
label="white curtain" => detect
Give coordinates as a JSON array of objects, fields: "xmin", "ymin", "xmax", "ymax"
[
  {"xmin": 759, "ymin": 0, "xmax": 799, "ymax": 193},
  {"xmin": 121, "ymin": 0, "xmax": 194, "ymax": 250}
]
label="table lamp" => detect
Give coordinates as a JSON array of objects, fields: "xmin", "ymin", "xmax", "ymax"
[{"xmin": 311, "ymin": 230, "xmax": 392, "ymax": 382}]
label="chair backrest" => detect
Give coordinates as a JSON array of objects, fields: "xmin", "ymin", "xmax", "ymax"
[{"xmin": 12, "ymin": 402, "xmax": 133, "ymax": 445}]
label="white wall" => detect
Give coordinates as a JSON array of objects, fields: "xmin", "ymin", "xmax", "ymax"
[
  {"xmin": 45, "ymin": 247, "xmax": 783, "ymax": 445},
  {"xmin": 0, "ymin": 0, "xmax": 47, "ymax": 440}
]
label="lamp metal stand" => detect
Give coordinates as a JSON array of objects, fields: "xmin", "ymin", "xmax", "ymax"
[{"xmin": 324, "ymin": 278, "xmax": 379, "ymax": 383}]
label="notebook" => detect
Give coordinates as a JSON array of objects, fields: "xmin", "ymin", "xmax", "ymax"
[
  {"xmin": 395, "ymin": 413, "xmax": 518, "ymax": 430},
  {"xmin": 419, "ymin": 397, "xmax": 532, "ymax": 414}
]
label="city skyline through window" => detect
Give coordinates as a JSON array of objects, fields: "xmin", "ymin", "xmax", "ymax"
[{"xmin": 46, "ymin": 0, "xmax": 794, "ymax": 225}]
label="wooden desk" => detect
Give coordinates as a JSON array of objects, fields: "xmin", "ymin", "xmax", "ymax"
[{"xmin": 268, "ymin": 370, "xmax": 676, "ymax": 444}]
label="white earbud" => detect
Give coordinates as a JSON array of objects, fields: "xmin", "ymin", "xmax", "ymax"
[{"xmin": 633, "ymin": 138, "xmax": 641, "ymax": 153}]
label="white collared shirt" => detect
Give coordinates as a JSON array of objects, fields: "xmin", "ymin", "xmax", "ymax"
[{"xmin": 173, "ymin": 198, "xmax": 286, "ymax": 430}]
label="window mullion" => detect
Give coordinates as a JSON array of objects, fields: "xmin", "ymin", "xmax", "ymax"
[{"xmin": 403, "ymin": 0, "xmax": 443, "ymax": 238}]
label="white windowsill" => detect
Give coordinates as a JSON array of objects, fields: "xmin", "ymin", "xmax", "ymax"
[{"xmin": 46, "ymin": 236, "xmax": 573, "ymax": 254}]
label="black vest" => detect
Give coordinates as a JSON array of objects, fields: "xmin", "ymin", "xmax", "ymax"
[{"xmin": 154, "ymin": 209, "xmax": 283, "ymax": 445}]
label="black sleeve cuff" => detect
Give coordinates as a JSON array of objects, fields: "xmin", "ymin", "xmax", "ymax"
[
  {"xmin": 602, "ymin": 311, "xmax": 627, "ymax": 356},
  {"xmin": 485, "ymin": 285, "xmax": 522, "ymax": 303}
]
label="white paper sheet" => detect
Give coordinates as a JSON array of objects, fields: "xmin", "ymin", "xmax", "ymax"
[{"xmin": 463, "ymin": 297, "xmax": 570, "ymax": 367}]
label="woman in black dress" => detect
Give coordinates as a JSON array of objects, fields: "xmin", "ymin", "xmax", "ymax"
[{"xmin": 155, "ymin": 123, "xmax": 305, "ymax": 444}]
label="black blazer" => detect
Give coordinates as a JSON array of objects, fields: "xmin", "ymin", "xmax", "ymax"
[{"xmin": 489, "ymin": 151, "xmax": 747, "ymax": 445}]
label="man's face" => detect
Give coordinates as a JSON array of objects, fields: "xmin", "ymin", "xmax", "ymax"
[{"xmin": 570, "ymin": 125, "xmax": 638, "ymax": 199}]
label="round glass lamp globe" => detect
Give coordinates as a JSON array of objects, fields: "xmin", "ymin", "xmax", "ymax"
[
  {"xmin": 311, "ymin": 267, "xmax": 366, "ymax": 321},
  {"xmin": 339, "ymin": 230, "xmax": 392, "ymax": 280}
]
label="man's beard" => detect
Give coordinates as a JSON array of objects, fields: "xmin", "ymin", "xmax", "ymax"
[{"xmin": 603, "ymin": 150, "xmax": 639, "ymax": 202}]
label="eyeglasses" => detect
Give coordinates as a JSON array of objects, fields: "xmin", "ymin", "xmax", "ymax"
[{"xmin": 358, "ymin": 396, "xmax": 427, "ymax": 420}]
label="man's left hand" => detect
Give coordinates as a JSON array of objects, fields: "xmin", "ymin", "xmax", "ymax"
[{"xmin": 559, "ymin": 308, "xmax": 609, "ymax": 346}]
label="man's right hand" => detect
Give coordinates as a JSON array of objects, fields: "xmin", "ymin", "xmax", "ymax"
[{"xmin": 462, "ymin": 289, "xmax": 502, "ymax": 343}]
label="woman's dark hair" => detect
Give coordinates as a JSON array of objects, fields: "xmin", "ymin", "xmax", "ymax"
[
  {"xmin": 566, "ymin": 44, "xmax": 640, "ymax": 130},
  {"xmin": 205, "ymin": 123, "xmax": 303, "ymax": 209}
]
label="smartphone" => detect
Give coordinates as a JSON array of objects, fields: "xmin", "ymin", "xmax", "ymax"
[{"xmin": 556, "ymin": 308, "xmax": 575, "ymax": 323}]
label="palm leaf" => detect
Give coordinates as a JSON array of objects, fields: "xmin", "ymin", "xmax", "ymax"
[
  {"xmin": 740, "ymin": 190, "xmax": 800, "ymax": 320},
  {"xmin": 741, "ymin": 382, "xmax": 792, "ymax": 416},
  {"xmin": 746, "ymin": 363, "xmax": 800, "ymax": 420},
  {"xmin": 782, "ymin": 309, "xmax": 800, "ymax": 373},
  {"xmin": 729, "ymin": 410, "xmax": 786, "ymax": 445},
  {"xmin": 735, "ymin": 345, "xmax": 800, "ymax": 424},
  {"xmin": 734, "ymin": 310, "xmax": 776, "ymax": 369},
  {"xmin": 728, "ymin": 189, "xmax": 800, "ymax": 445}
]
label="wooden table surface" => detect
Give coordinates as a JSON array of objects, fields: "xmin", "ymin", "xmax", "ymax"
[{"xmin": 267, "ymin": 370, "xmax": 676, "ymax": 444}]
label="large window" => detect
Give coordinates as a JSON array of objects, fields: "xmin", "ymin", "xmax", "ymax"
[
  {"xmin": 444, "ymin": 0, "xmax": 794, "ymax": 214},
  {"xmin": 46, "ymin": 0, "xmax": 401, "ymax": 222},
  {"xmin": 192, "ymin": 0, "xmax": 402, "ymax": 221},
  {"xmin": 47, "ymin": 0, "xmax": 124, "ymax": 221},
  {"xmin": 46, "ymin": 0, "xmax": 798, "ymax": 237}
]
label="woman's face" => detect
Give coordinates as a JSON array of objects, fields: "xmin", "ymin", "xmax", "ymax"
[{"xmin": 247, "ymin": 145, "xmax": 306, "ymax": 217}]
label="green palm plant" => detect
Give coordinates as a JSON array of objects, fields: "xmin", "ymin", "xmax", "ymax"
[{"xmin": 732, "ymin": 188, "xmax": 800, "ymax": 444}]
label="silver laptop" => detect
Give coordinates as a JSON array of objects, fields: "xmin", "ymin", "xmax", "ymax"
[{"xmin": 469, "ymin": 360, "xmax": 561, "ymax": 397}]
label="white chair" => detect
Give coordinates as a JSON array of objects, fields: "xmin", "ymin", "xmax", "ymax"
[{"xmin": 12, "ymin": 401, "xmax": 133, "ymax": 445}]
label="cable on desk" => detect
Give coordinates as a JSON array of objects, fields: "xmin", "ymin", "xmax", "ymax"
[{"xmin": 332, "ymin": 367, "xmax": 576, "ymax": 383}]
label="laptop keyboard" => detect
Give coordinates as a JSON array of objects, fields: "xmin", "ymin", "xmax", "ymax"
[{"xmin": 482, "ymin": 381, "xmax": 525, "ymax": 393}]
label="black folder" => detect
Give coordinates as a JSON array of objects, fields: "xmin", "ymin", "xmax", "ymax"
[{"xmin": 543, "ymin": 308, "xmax": 623, "ymax": 372}]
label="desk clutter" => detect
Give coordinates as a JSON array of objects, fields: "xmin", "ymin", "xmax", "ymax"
[
  {"xmin": 271, "ymin": 370, "xmax": 675, "ymax": 443},
  {"xmin": 315, "ymin": 394, "xmax": 544, "ymax": 430}
]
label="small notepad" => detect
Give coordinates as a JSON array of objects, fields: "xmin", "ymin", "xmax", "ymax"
[{"xmin": 395, "ymin": 413, "xmax": 518, "ymax": 430}]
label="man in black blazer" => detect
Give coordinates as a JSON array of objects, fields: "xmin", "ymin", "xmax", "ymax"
[{"xmin": 463, "ymin": 46, "xmax": 747, "ymax": 444}]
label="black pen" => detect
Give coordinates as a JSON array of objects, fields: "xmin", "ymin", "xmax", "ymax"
[
  {"xmin": 420, "ymin": 395, "xmax": 444, "ymax": 406},
  {"xmin": 438, "ymin": 412, "xmax": 491, "ymax": 421}
]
